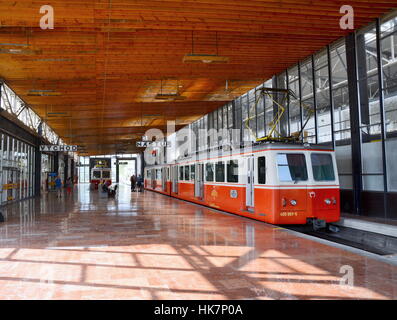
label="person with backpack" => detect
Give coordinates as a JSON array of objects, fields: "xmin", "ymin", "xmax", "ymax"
[{"xmin": 55, "ymin": 175, "xmax": 62, "ymax": 198}]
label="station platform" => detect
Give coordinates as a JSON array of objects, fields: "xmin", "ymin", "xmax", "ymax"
[
  {"xmin": 0, "ymin": 185, "xmax": 396, "ymax": 300},
  {"xmin": 337, "ymin": 213, "xmax": 397, "ymax": 238}
]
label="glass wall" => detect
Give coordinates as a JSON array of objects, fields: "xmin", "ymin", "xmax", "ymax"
[
  {"xmin": 172, "ymin": 10, "xmax": 397, "ymax": 218},
  {"xmin": 314, "ymin": 49, "xmax": 332, "ymax": 145},
  {"xmin": 381, "ymin": 14, "xmax": 397, "ymax": 192},
  {"xmin": 78, "ymin": 156, "xmax": 90, "ymax": 183},
  {"xmin": 330, "ymin": 40, "xmax": 353, "ymax": 191},
  {"xmin": 357, "ymin": 24, "xmax": 385, "ymax": 192},
  {"xmin": 0, "ymin": 132, "xmax": 35, "ymax": 205}
]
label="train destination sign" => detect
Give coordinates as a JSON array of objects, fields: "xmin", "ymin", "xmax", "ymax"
[{"xmin": 40, "ymin": 145, "xmax": 78, "ymax": 152}]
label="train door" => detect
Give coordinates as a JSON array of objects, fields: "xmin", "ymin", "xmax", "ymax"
[
  {"xmin": 162, "ymin": 167, "xmax": 167, "ymax": 191},
  {"xmin": 172, "ymin": 166, "xmax": 178, "ymax": 193},
  {"xmin": 245, "ymin": 156, "xmax": 255, "ymax": 208},
  {"xmin": 194, "ymin": 163, "xmax": 204, "ymax": 199}
]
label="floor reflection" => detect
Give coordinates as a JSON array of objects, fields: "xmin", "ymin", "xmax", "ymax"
[{"xmin": 0, "ymin": 184, "xmax": 396, "ymax": 299}]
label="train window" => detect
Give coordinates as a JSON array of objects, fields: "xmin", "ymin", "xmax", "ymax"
[
  {"xmin": 184, "ymin": 166, "xmax": 190, "ymax": 181},
  {"xmin": 93, "ymin": 171, "xmax": 101, "ymax": 179},
  {"xmin": 277, "ymin": 154, "xmax": 308, "ymax": 182},
  {"xmin": 190, "ymin": 165, "xmax": 195, "ymax": 180},
  {"xmin": 215, "ymin": 162, "xmax": 225, "ymax": 182},
  {"xmin": 179, "ymin": 166, "xmax": 184, "ymax": 181},
  {"xmin": 258, "ymin": 157, "xmax": 266, "ymax": 184},
  {"xmin": 311, "ymin": 154, "xmax": 335, "ymax": 181},
  {"xmin": 227, "ymin": 160, "xmax": 239, "ymax": 183},
  {"xmin": 157, "ymin": 169, "xmax": 161, "ymax": 180},
  {"xmin": 102, "ymin": 171, "xmax": 110, "ymax": 179},
  {"xmin": 206, "ymin": 163, "xmax": 214, "ymax": 182}
]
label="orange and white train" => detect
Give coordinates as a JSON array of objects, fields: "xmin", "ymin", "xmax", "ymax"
[{"xmin": 144, "ymin": 143, "xmax": 340, "ymax": 226}]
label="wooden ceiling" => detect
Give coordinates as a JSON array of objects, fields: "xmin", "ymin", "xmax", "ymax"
[{"xmin": 0, "ymin": 1, "xmax": 395, "ymax": 155}]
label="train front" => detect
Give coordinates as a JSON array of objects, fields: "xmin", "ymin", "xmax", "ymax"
[{"xmin": 272, "ymin": 149, "xmax": 340, "ymax": 227}]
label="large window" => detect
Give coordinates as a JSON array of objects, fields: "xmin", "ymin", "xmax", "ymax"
[
  {"xmin": 215, "ymin": 162, "xmax": 225, "ymax": 182},
  {"xmin": 311, "ymin": 154, "xmax": 335, "ymax": 181},
  {"xmin": 264, "ymin": 79, "xmax": 274, "ymax": 138},
  {"xmin": 381, "ymin": 14, "xmax": 397, "ymax": 192},
  {"xmin": 331, "ymin": 42, "xmax": 351, "ymax": 143},
  {"xmin": 288, "ymin": 66, "xmax": 302, "ymax": 135},
  {"xmin": 0, "ymin": 133, "xmax": 35, "ymax": 204},
  {"xmin": 241, "ymin": 94, "xmax": 250, "ymax": 142},
  {"xmin": 248, "ymin": 89, "xmax": 257, "ymax": 141},
  {"xmin": 330, "ymin": 40, "xmax": 353, "ymax": 190},
  {"xmin": 184, "ymin": 166, "xmax": 190, "ymax": 181},
  {"xmin": 314, "ymin": 49, "xmax": 332, "ymax": 144},
  {"xmin": 277, "ymin": 154, "xmax": 308, "ymax": 182},
  {"xmin": 206, "ymin": 163, "xmax": 214, "ymax": 182},
  {"xmin": 227, "ymin": 160, "xmax": 239, "ymax": 183},
  {"xmin": 258, "ymin": 157, "xmax": 266, "ymax": 184},
  {"xmin": 357, "ymin": 24, "xmax": 385, "ymax": 191},
  {"xmin": 190, "ymin": 165, "xmax": 195, "ymax": 180},
  {"xmin": 300, "ymin": 58, "xmax": 316, "ymax": 143}
]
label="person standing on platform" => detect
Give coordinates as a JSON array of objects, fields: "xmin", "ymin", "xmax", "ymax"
[
  {"xmin": 130, "ymin": 174, "xmax": 136, "ymax": 192},
  {"xmin": 137, "ymin": 174, "xmax": 144, "ymax": 192},
  {"xmin": 65, "ymin": 177, "xmax": 73, "ymax": 196},
  {"xmin": 55, "ymin": 175, "xmax": 62, "ymax": 198}
]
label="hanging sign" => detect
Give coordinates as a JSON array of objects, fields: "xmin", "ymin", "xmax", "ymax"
[
  {"xmin": 136, "ymin": 141, "xmax": 168, "ymax": 148},
  {"xmin": 40, "ymin": 145, "xmax": 78, "ymax": 152}
]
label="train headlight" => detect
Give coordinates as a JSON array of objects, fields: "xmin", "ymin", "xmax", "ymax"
[
  {"xmin": 290, "ymin": 200, "xmax": 297, "ymax": 206},
  {"xmin": 325, "ymin": 199, "xmax": 332, "ymax": 205}
]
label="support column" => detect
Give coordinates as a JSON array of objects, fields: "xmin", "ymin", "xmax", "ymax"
[
  {"xmin": 54, "ymin": 152, "xmax": 59, "ymax": 174},
  {"xmin": 34, "ymin": 138, "xmax": 41, "ymax": 197},
  {"xmin": 64, "ymin": 154, "xmax": 69, "ymax": 184},
  {"xmin": 116, "ymin": 159, "xmax": 119, "ymax": 183},
  {"xmin": 345, "ymin": 33, "xmax": 363, "ymax": 216},
  {"xmin": 140, "ymin": 152, "xmax": 145, "ymax": 177}
]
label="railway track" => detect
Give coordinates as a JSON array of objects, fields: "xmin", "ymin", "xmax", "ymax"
[{"xmin": 283, "ymin": 224, "xmax": 397, "ymax": 257}]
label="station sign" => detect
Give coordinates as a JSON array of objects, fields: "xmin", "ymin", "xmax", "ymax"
[
  {"xmin": 136, "ymin": 141, "xmax": 168, "ymax": 148},
  {"xmin": 40, "ymin": 145, "xmax": 78, "ymax": 152}
]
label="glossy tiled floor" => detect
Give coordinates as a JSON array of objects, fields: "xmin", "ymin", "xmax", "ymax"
[{"xmin": 0, "ymin": 184, "xmax": 396, "ymax": 300}]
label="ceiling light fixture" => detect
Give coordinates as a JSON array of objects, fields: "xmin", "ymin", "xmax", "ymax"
[
  {"xmin": 28, "ymin": 90, "xmax": 61, "ymax": 96},
  {"xmin": 154, "ymin": 79, "xmax": 186, "ymax": 101},
  {"xmin": 183, "ymin": 31, "xmax": 229, "ymax": 64},
  {"xmin": 0, "ymin": 48, "xmax": 41, "ymax": 55}
]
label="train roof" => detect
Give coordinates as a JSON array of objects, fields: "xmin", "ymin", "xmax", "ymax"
[{"xmin": 145, "ymin": 142, "xmax": 334, "ymax": 168}]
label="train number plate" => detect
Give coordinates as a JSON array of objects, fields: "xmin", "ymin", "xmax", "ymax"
[{"xmin": 280, "ymin": 212, "xmax": 298, "ymax": 217}]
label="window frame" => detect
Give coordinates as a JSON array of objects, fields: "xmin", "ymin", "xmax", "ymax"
[
  {"xmin": 205, "ymin": 162, "xmax": 214, "ymax": 182},
  {"xmin": 310, "ymin": 153, "xmax": 336, "ymax": 182},
  {"xmin": 215, "ymin": 161, "xmax": 225, "ymax": 182},
  {"xmin": 258, "ymin": 156, "xmax": 266, "ymax": 184},
  {"xmin": 276, "ymin": 153, "xmax": 308, "ymax": 183},
  {"xmin": 227, "ymin": 160, "xmax": 239, "ymax": 183}
]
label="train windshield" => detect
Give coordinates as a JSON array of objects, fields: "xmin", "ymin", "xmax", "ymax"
[
  {"xmin": 93, "ymin": 171, "xmax": 101, "ymax": 179},
  {"xmin": 102, "ymin": 171, "xmax": 110, "ymax": 179},
  {"xmin": 277, "ymin": 154, "xmax": 308, "ymax": 183},
  {"xmin": 311, "ymin": 153, "xmax": 335, "ymax": 181}
]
